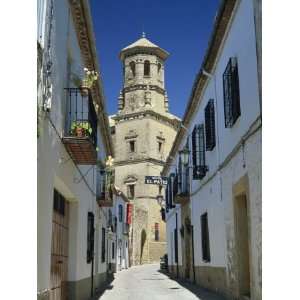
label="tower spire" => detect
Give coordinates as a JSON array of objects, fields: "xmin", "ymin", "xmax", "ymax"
[{"xmin": 142, "ymin": 31, "xmax": 146, "ymax": 38}]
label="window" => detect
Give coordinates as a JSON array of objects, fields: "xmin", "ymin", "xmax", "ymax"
[
  {"xmin": 155, "ymin": 223, "xmax": 159, "ymax": 241},
  {"xmin": 158, "ymin": 141, "xmax": 162, "ymax": 153},
  {"xmin": 97, "ymin": 168, "xmax": 106, "ymax": 199},
  {"xmin": 87, "ymin": 212, "xmax": 95, "ymax": 263},
  {"xmin": 192, "ymin": 124, "xmax": 208, "ymax": 179},
  {"xmin": 118, "ymin": 204, "xmax": 123, "ymax": 222},
  {"xmin": 110, "ymin": 126, "xmax": 116, "ymax": 135},
  {"xmin": 112, "ymin": 242, "xmax": 115, "ymax": 259},
  {"xmin": 129, "ymin": 140, "xmax": 135, "ymax": 152},
  {"xmin": 127, "ymin": 184, "xmax": 135, "ymax": 199},
  {"xmin": 166, "ymin": 173, "xmax": 176, "ymax": 211},
  {"xmin": 177, "ymin": 156, "xmax": 182, "ymax": 194},
  {"xmin": 223, "ymin": 57, "xmax": 241, "ymax": 127},
  {"xmin": 205, "ymin": 100, "xmax": 216, "ymax": 151},
  {"xmin": 53, "ymin": 189, "xmax": 65, "ymax": 215},
  {"xmin": 101, "ymin": 227, "xmax": 106, "ymax": 263},
  {"xmin": 201, "ymin": 213, "xmax": 211, "ymax": 262},
  {"xmin": 144, "ymin": 60, "xmax": 150, "ymax": 76},
  {"xmin": 108, "ymin": 209, "xmax": 112, "ymax": 227},
  {"xmin": 157, "ymin": 63, "xmax": 161, "ymax": 74},
  {"xmin": 174, "ymin": 228, "xmax": 178, "ymax": 263},
  {"xmin": 129, "ymin": 61, "xmax": 135, "ymax": 77}
]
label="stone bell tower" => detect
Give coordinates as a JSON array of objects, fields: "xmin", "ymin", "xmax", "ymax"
[{"xmin": 110, "ymin": 34, "xmax": 180, "ymax": 265}]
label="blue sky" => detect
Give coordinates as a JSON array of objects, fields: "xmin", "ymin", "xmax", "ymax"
[{"xmin": 90, "ymin": 0, "xmax": 220, "ymax": 118}]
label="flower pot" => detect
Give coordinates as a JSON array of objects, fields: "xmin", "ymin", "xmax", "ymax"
[
  {"xmin": 75, "ymin": 127, "xmax": 85, "ymax": 137},
  {"xmin": 79, "ymin": 86, "xmax": 90, "ymax": 97}
]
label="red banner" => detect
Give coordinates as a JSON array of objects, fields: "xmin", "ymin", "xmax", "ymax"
[{"xmin": 126, "ymin": 203, "xmax": 133, "ymax": 224}]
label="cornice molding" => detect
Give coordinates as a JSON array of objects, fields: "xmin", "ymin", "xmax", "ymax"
[
  {"xmin": 114, "ymin": 157, "xmax": 165, "ymax": 167},
  {"xmin": 112, "ymin": 110, "xmax": 180, "ymax": 130},
  {"xmin": 69, "ymin": 0, "xmax": 114, "ymax": 156},
  {"xmin": 123, "ymin": 84, "xmax": 165, "ymax": 95}
]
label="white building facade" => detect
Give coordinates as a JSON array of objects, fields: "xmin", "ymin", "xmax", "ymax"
[
  {"xmin": 162, "ymin": 1, "xmax": 261, "ymax": 299},
  {"xmin": 37, "ymin": 1, "xmax": 114, "ymax": 299},
  {"xmin": 105, "ymin": 188, "xmax": 130, "ymax": 273}
]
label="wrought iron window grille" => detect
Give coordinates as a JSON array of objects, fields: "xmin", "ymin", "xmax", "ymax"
[
  {"xmin": 192, "ymin": 124, "xmax": 208, "ymax": 180},
  {"xmin": 223, "ymin": 57, "xmax": 241, "ymax": 128},
  {"xmin": 205, "ymin": 99, "xmax": 216, "ymax": 151}
]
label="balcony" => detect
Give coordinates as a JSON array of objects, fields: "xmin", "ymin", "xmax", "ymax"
[
  {"xmin": 62, "ymin": 88, "xmax": 98, "ymax": 165},
  {"xmin": 96, "ymin": 169, "xmax": 114, "ymax": 207},
  {"xmin": 173, "ymin": 173, "xmax": 190, "ymax": 205}
]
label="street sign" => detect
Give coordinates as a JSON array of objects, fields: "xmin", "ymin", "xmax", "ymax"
[{"xmin": 145, "ymin": 176, "xmax": 168, "ymax": 185}]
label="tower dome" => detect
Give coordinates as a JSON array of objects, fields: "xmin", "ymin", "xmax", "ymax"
[{"xmin": 119, "ymin": 34, "xmax": 169, "ymax": 61}]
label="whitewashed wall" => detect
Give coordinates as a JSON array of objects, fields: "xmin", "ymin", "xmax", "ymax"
[
  {"xmin": 165, "ymin": 0, "xmax": 261, "ymax": 297},
  {"xmin": 166, "ymin": 206, "xmax": 182, "ymax": 267},
  {"xmin": 37, "ymin": 0, "xmax": 109, "ymax": 295}
]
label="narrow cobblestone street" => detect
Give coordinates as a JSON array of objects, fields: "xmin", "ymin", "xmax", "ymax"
[{"xmin": 97, "ymin": 264, "xmax": 226, "ymax": 300}]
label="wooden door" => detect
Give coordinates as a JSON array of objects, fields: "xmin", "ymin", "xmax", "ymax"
[
  {"xmin": 234, "ymin": 194, "xmax": 250, "ymax": 298},
  {"xmin": 50, "ymin": 190, "xmax": 69, "ymax": 300}
]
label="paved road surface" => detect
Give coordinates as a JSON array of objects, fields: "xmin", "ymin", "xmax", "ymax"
[{"xmin": 97, "ymin": 264, "xmax": 226, "ymax": 300}]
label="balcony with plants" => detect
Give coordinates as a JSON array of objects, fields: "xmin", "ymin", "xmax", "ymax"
[
  {"xmin": 62, "ymin": 68, "xmax": 99, "ymax": 165},
  {"xmin": 96, "ymin": 156, "xmax": 115, "ymax": 207}
]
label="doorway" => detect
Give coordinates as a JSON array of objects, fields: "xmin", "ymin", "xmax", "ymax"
[
  {"xmin": 50, "ymin": 189, "xmax": 69, "ymax": 300},
  {"xmin": 234, "ymin": 194, "xmax": 251, "ymax": 298}
]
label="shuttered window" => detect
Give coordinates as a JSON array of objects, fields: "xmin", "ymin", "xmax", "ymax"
[
  {"xmin": 87, "ymin": 212, "xmax": 95, "ymax": 263},
  {"xmin": 174, "ymin": 228, "xmax": 178, "ymax": 263},
  {"xmin": 173, "ymin": 172, "xmax": 178, "ymax": 198},
  {"xmin": 118, "ymin": 204, "xmax": 123, "ymax": 222},
  {"xmin": 101, "ymin": 227, "xmax": 106, "ymax": 263},
  {"xmin": 53, "ymin": 189, "xmax": 65, "ymax": 216},
  {"xmin": 165, "ymin": 182, "xmax": 169, "ymax": 212},
  {"xmin": 112, "ymin": 242, "xmax": 115, "ymax": 259},
  {"xmin": 192, "ymin": 124, "xmax": 208, "ymax": 180},
  {"xmin": 205, "ymin": 100, "xmax": 216, "ymax": 150},
  {"xmin": 177, "ymin": 156, "xmax": 182, "ymax": 194},
  {"xmin": 169, "ymin": 173, "xmax": 175, "ymax": 209},
  {"xmin": 201, "ymin": 212, "xmax": 211, "ymax": 262},
  {"xmin": 223, "ymin": 57, "xmax": 241, "ymax": 128}
]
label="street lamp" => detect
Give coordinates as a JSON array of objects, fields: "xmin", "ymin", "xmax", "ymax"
[
  {"xmin": 156, "ymin": 194, "xmax": 166, "ymax": 208},
  {"xmin": 179, "ymin": 146, "xmax": 190, "ymax": 166}
]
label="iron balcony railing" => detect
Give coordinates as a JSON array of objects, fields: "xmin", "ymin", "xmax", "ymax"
[
  {"xmin": 178, "ymin": 167, "xmax": 189, "ymax": 195},
  {"xmin": 96, "ymin": 168, "xmax": 106, "ymax": 200},
  {"xmin": 64, "ymin": 88, "xmax": 97, "ymax": 147}
]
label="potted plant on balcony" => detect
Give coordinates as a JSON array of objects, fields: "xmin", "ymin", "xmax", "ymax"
[
  {"xmin": 71, "ymin": 121, "xmax": 92, "ymax": 137},
  {"xmin": 72, "ymin": 68, "xmax": 99, "ymax": 97}
]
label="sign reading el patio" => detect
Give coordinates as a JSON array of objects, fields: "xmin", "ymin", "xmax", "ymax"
[{"xmin": 144, "ymin": 176, "xmax": 168, "ymax": 185}]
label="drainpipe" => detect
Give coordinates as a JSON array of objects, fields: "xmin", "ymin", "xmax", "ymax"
[
  {"xmin": 175, "ymin": 212, "xmax": 179, "ymax": 278},
  {"xmin": 91, "ymin": 225, "xmax": 95, "ymax": 298},
  {"xmin": 191, "ymin": 225, "xmax": 195, "ymax": 283}
]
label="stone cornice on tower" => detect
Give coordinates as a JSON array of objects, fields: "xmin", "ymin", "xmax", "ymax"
[
  {"xmin": 119, "ymin": 37, "xmax": 169, "ymax": 61},
  {"xmin": 111, "ymin": 109, "xmax": 181, "ymax": 131}
]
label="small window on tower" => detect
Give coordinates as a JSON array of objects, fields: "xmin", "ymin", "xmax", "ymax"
[
  {"xmin": 129, "ymin": 140, "xmax": 135, "ymax": 152},
  {"xmin": 144, "ymin": 60, "xmax": 150, "ymax": 76},
  {"xmin": 155, "ymin": 223, "xmax": 159, "ymax": 241},
  {"xmin": 157, "ymin": 63, "xmax": 161, "ymax": 74},
  {"xmin": 129, "ymin": 61, "xmax": 135, "ymax": 77},
  {"xmin": 158, "ymin": 141, "xmax": 162, "ymax": 153},
  {"xmin": 127, "ymin": 184, "xmax": 135, "ymax": 199}
]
